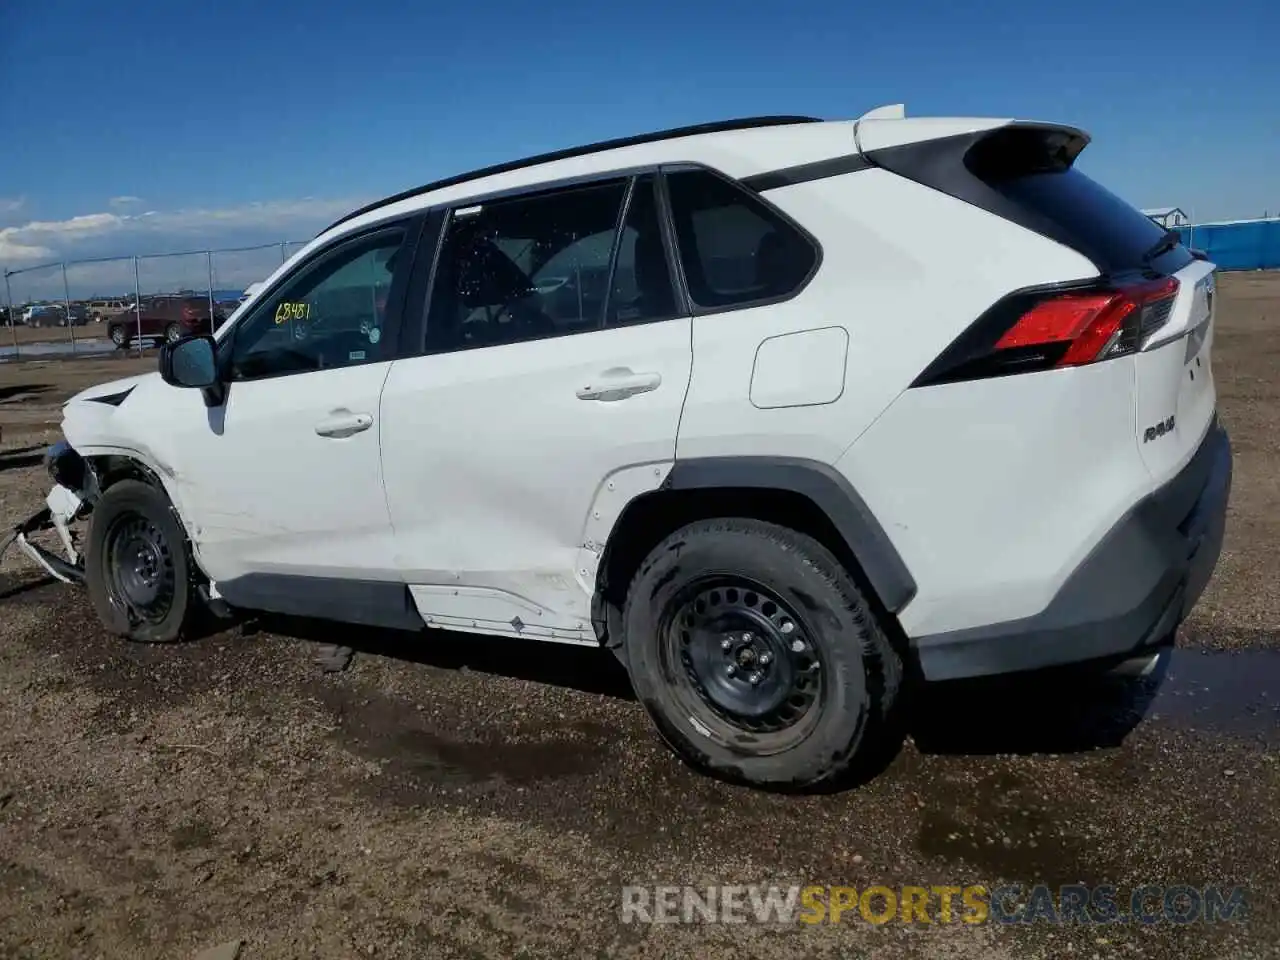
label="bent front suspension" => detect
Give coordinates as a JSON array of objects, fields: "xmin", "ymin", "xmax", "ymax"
[{"xmin": 1, "ymin": 486, "xmax": 88, "ymax": 585}]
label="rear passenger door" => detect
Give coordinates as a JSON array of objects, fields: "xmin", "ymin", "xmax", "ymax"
[{"xmin": 379, "ymin": 174, "xmax": 692, "ymax": 641}]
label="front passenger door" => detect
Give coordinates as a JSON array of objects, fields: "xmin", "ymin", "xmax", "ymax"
[{"xmin": 153, "ymin": 220, "xmax": 422, "ymax": 588}]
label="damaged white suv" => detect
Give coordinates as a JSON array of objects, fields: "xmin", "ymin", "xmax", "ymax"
[{"xmin": 22, "ymin": 107, "xmax": 1231, "ymax": 788}]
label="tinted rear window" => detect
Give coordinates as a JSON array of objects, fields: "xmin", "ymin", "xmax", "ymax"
[{"xmin": 984, "ymin": 167, "xmax": 1192, "ymax": 274}]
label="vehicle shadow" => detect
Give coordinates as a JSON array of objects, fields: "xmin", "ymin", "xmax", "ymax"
[
  {"xmin": 0, "ymin": 444, "xmax": 47, "ymax": 472},
  {"xmin": 248, "ymin": 613, "xmax": 1166, "ymax": 781},
  {"xmin": 246, "ymin": 613, "xmax": 636, "ymax": 700},
  {"xmin": 0, "ymin": 573, "xmax": 58, "ymax": 602},
  {"xmin": 907, "ymin": 656, "xmax": 1167, "ymax": 756},
  {"xmin": 0, "ymin": 384, "xmax": 52, "ymax": 403}
]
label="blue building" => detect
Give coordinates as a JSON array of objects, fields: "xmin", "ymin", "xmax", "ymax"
[{"xmin": 1174, "ymin": 218, "xmax": 1280, "ymax": 272}]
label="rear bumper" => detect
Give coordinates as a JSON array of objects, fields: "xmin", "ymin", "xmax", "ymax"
[{"xmin": 915, "ymin": 418, "xmax": 1232, "ymax": 681}]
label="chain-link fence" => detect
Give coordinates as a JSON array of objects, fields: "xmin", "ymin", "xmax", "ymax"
[{"xmin": 3, "ymin": 241, "xmax": 306, "ymax": 360}]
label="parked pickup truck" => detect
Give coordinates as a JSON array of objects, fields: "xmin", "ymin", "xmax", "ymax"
[{"xmin": 88, "ymin": 299, "xmax": 131, "ymax": 322}]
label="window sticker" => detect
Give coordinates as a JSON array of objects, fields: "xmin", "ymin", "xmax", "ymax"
[{"xmin": 274, "ymin": 302, "xmax": 311, "ymax": 324}]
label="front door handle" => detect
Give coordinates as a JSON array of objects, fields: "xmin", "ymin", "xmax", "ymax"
[
  {"xmin": 576, "ymin": 368, "xmax": 662, "ymax": 402},
  {"xmin": 315, "ymin": 410, "xmax": 374, "ymax": 438}
]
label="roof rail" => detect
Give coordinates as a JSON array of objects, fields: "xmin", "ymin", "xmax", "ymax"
[{"xmin": 319, "ymin": 115, "xmax": 823, "ymax": 235}]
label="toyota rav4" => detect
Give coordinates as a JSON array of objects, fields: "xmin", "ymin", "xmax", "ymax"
[{"xmin": 27, "ymin": 107, "xmax": 1231, "ymax": 788}]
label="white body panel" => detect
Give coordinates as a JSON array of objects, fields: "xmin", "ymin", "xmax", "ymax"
[
  {"xmin": 677, "ymin": 169, "xmax": 1097, "ymax": 465},
  {"xmin": 379, "ymin": 322, "xmax": 692, "ymax": 640},
  {"xmin": 1134, "ymin": 260, "xmax": 1218, "ymax": 481},
  {"xmin": 839, "ymin": 358, "xmax": 1152, "ymax": 636},
  {"xmin": 65, "ymin": 366, "xmax": 398, "ymax": 583}
]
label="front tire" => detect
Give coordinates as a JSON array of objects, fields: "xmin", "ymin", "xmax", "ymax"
[
  {"xmin": 86, "ymin": 480, "xmax": 196, "ymax": 643},
  {"xmin": 622, "ymin": 518, "xmax": 902, "ymax": 789},
  {"xmin": 164, "ymin": 322, "xmax": 182, "ymax": 343},
  {"xmin": 109, "ymin": 325, "xmax": 127, "ymax": 348}
]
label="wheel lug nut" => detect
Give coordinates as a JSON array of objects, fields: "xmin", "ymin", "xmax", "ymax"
[
  {"xmin": 759, "ymin": 653, "xmax": 772, "ymax": 666},
  {"xmin": 721, "ymin": 638, "xmax": 733, "ymax": 651},
  {"xmin": 741, "ymin": 632, "xmax": 754, "ymax": 643},
  {"xmin": 749, "ymin": 672, "xmax": 762, "ymax": 686},
  {"xmin": 726, "ymin": 665, "xmax": 737, "ymax": 678}
]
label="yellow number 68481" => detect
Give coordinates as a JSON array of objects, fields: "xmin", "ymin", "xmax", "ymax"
[{"xmin": 274, "ymin": 302, "xmax": 311, "ymax": 324}]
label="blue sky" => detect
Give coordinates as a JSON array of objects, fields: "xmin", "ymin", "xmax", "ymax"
[{"xmin": 1, "ymin": 0, "xmax": 1276, "ymax": 289}]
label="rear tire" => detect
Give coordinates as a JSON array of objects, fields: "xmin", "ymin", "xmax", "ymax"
[
  {"xmin": 622, "ymin": 518, "xmax": 902, "ymax": 789},
  {"xmin": 86, "ymin": 480, "xmax": 197, "ymax": 643},
  {"xmin": 164, "ymin": 322, "xmax": 182, "ymax": 343},
  {"xmin": 109, "ymin": 325, "xmax": 127, "ymax": 348}
]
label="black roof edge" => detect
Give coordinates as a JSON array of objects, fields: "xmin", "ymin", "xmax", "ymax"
[{"xmin": 318, "ymin": 115, "xmax": 823, "ymax": 235}]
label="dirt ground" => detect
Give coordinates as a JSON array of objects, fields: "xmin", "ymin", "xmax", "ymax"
[{"xmin": 1, "ymin": 276, "xmax": 1279, "ymax": 960}]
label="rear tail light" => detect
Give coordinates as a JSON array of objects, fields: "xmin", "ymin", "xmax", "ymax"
[{"xmin": 913, "ymin": 277, "xmax": 1179, "ymax": 386}]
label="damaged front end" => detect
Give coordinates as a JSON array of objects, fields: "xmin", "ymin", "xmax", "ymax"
[{"xmin": 1, "ymin": 440, "xmax": 100, "ymax": 585}]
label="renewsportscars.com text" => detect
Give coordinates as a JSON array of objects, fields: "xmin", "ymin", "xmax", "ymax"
[{"xmin": 620, "ymin": 883, "xmax": 1249, "ymax": 926}]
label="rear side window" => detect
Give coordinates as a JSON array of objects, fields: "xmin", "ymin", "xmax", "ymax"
[
  {"xmin": 608, "ymin": 175, "xmax": 678, "ymax": 326},
  {"xmin": 986, "ymin": 167, "xmax": 1191, "ymax": 274},
  {"xmin": 665, "ymin": 169, "xmax": 817, "ymax": 310},
  {"xmin": 426, "ymin": 179, "xmax": 630, "ymax": 351}
]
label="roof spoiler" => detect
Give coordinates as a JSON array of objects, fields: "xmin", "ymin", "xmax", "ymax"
[
  {"xmin": 853, "ymin": 104, "xmax": 905, "ymax": 154},
  {"xmin": 861, "ymin": 121, "xmax": 1099, "ymax": 268},
  {"xmin": 856, "ymin": 103, "xmax": 906, "ymax": 122}
]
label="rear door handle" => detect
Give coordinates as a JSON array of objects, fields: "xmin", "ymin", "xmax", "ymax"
[
  {"xmin": 314, "ymin": 411, "xmax": 374, "ymax": 438},
  {"xmin": 576, "ymin": 369, "xmax": 662, "ymax": 402}
]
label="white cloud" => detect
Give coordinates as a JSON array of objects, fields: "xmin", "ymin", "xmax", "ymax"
[
  {"xmin": 108, "ymin": 195, "xmax": 143, "ymax": 208},
  {"xmin": 0, "ymin": 236, "xmax": 54, "ymax": 264},
  {"xmin": 0, "ymin": 196, "xmax": 363, "ymax": 267},
  {"xmin": 1, "ymin": 196, "xmax": 366, "ymax": 298}
]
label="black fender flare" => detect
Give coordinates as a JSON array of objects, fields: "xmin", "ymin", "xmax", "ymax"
[{"xmin": 663, "ymin": 456, "xmax": 917, "ymax": 614}]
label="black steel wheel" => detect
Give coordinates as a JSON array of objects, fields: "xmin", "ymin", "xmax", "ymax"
[
  {"xmin": 623, "ymin": 518, "xmax": 903, "ymax": 789},
  {"xmin": 87, "ymin": 479, "xmax": 197, "ymax": 643},
  {"xmin": 164, "ymin": 322, "xmax": 182, "ymax": 343},
  {"xmin": 659, "ymin": 576, "xmax": 825, "ymax": 753},
  {"xmin": 102, "ymin": 512, "xmax": 177, "ymax": 626}
]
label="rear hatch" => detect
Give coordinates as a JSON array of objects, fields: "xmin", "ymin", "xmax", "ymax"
[{"xmin": 866, "ymin": 121, "xmax": 1217, "ymax": 485}]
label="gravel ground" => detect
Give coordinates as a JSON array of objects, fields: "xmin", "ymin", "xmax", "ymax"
[{"xmin": 1, "ymin": 275, "xmax": 1278, "ymax": 959}]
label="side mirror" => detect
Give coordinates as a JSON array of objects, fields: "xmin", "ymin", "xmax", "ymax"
[{"xmin": 160, "ymin": 334, "xmax": 218, "ymax": 388}]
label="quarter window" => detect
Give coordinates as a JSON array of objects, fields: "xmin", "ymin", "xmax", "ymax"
[
  {"xmin": 665, "ymin": 169, "xmax": 817, "ymax": 309},
  {"xmin": 227, "ymin": 228, "xmax": 406, "ymax": 381}
]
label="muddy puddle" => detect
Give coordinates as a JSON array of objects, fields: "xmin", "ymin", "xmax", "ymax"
[
  {"xmin": 1151, "ymin": 646, "xmax": 1280, "ymax": 746},
  {"xmin": 910, "ymin": 644, "xmax": 1280, "ymax": 756}
]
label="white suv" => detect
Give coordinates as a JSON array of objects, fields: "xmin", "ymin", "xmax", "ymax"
[{"xmin": 36, "ymin": 108, "xmax": 1231, "ymax": 788}]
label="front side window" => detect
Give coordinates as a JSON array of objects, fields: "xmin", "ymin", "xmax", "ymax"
[
  {"xmin": 426, "ymin": 180, "xmax": 630, "ymax": 352},
  {"xmin": 665, "ymin": 169, "xmax": 817, "ymax": 310},
  {"xmin": 227, "ymin": 228, "xmax": 406, "ymax": 381}
]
